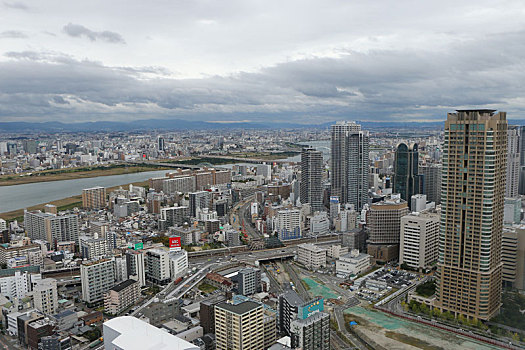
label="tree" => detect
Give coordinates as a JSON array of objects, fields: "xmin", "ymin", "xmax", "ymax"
[
  {"xmin": 457, "ymin": 314, "xmax": 466, "ymax": 325},
  {"xmin": 443, "ymin": 311, "xmax": 454, "ymax": 321},
  {"xmin": 431, "ymin": 308, "xmax": 441, "ymax": 319},
  {"xmin": 420, "ymin": 303, "xmax": 430, "ymax": 315}
]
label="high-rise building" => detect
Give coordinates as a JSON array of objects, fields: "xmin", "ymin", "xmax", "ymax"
[
  {"xmin": 126, "ymin": 251, "xmax": 146, "ymax": 287},
  {"xmin": 189, "ymin": 191, "xmax": 211, "ymax": 217},
  {"xmin": 501, "ymin": 225, "xmax": 525, "ymax": 291},
  {"xmin": 158, "ymin": 136, "xmax": 165, "ymax": 151},
  {"xmin": 215, "ymin": 301, "xmax": 264, "ymax": 350},
  {"xmin": 330, "ymin": 121, "xmax": 369, "ymax": 210},
  {"xmin": 506, "ymin": 125, "xmax": 520, "ymax": 198},
  {"xmin": 238, "ymin": 267, "xmax": 262, "ymax": 296},
  {"xmin": 393, "ymin": 143, "xmax": 423, "ymax": 207},
  {"xmin": 400, "ymin": 210, "xmax": 440, "ymax": 269},
  {"xmin": 104, "ymin": 279, "xmax": 140, "ymax": 316},
  {"xmin": 367, "ymin": 194, "xmax": 409, "ymax": 262},
  {"xmin": 290, "ymin": 312, "xmax": 330, "ymax": 350},
  {"xmin": 300, "ymin": 147, "xmax": 323, "ymax": 212},
  {"xmin": 159, "ymin": 206, "xmax": 190, "ymax": 230},
  {"xmin": 81, "ymin": 258, "xmax": 116, "ymax": 305},
  {"xmin": 436, "ymin": 110, "xmax": 507, "ymax": 321},
  {"xmin": 33, "ymin": 279, "xmax": 58, "ymax": 315},
  {"xmin": 274, "ymin": 209, "xmax": 301, "ymax": 241},
  {"xmin": 82, "ymin": 186, "xmax": 107, "ymax": 210},
  {"xmin": 22, "ymin": 139, "xmax": 38, "ymax": 154},
  {"xmin": 420, "ymin": 164, "xmax": 442, "ymax": 205},
  {"xmin": 24, "ymin": 211, "xmax": 79, "ymax": 246}
]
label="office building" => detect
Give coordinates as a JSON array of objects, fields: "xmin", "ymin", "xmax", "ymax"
[
  {"xmin": 336, "ymin": 249, "xmax": 371, "ymax": 276},
  {"xmin": 297, "ymin": 243, "xmax": 327, "ymax": 269},
  {"xmin": 504, "ymin": 197, "xmax": 522, "ymax": 224},
  {"xmin": 393, "ymin": 143, "xmax": 423, "ymax": 206},
  {"xmin": 158, "ymin": 136, "xmax": 165, "ymax": 151},
  {"xmin": 24, "ymin": 211, "xmax": 79, "ymax": 246},
  {"xmin": 145, "ymin": 249, "xmax": 171, "ymax": 285},
  {"xmin": 310, "ymin": 211, "xmax": 329, "ymax": 236},
  {"xmin": 300, "ymin": 147, "xmax": 323, "ymax": 212},
  {"xmin": 81, "ymin": 258, "xmax": 115, "ymax": 305},
  {"xmin": 82, "ymin": 186, "xmax": 106, "ymax": 210},
  {"xmin": 400, "ymin": 210, "xmax": 440, "ymax": 269},
  {"xmin": 189, "ymin": 191, "xmax": 211, "ymax": 217},
  {"xmin": 501, "ymin": 225, "xmax": 525, "ymax": 290},
  {"xmin": 421, "ymin": 164, "xmax": 442, "ymax": 205},
  {"xmin": 436, "ymin": 110, "xmax": 507, "ymax": 320},
  {"xmin": 103, "ymin": 316, "xmax": 198, "ymax": 350},
  {"xmin": 278, "ymin": 291, "xmax": 324, "ymax": 336},
  {"xmin": 33, "ymin": 279, "xmax": 58, "ymax": 315},
  {"xmin": 330, "ymin": 121, "xmax": 369, "ymax": 210},
  {"xmin": 22, "ymin": 139, "xmax": 38, "ymax": 154},
  {"xmin": 238, "ymin": 267, "xmax": 262, "ymax": 296},
  {"xmin": 215, "ymin": 301, "xmax": 264, "ymax": 350},
  {"xmin": 257, "ymin": 163, "xmax": 272, "ymax": 180},
  {"xmin": 104, "ymin": 279, "xmax": 140, "ymax": 316},
  {"xmin": 290, "ymin": 312, "xmax": 330, "ymax": 350},
  {"xmin": 367, "ymin": 194, "xmax": 409, "ymax": 262},
  {"xmin": 506, "ymin": 125, "xmax": 520, "ymax": 198}
]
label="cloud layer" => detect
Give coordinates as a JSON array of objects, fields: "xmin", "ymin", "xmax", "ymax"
[{"xmin": 0, "ymin": 0, "xmax": 525, "ymax": 124}]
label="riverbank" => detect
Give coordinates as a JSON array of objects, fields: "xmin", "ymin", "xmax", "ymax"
[
  {"xmin": 0, "ymin": 181, "xmax": 148, "ymax": 222},
  {"xmin": 0, "ymin": 164, "xmax": 169, "ymax": 187}
]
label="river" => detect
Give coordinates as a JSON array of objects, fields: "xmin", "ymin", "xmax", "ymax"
[{"xmin": 0, "ymin": 170, "xmax": 170, "ymax": 213}]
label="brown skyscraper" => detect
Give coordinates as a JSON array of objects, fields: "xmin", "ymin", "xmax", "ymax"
[{"xmin": 436, "ymin": 110, "xmax": 507, "ymax": 321}]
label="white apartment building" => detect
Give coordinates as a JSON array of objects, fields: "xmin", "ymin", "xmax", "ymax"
[
  {"xmin": 400, "ymin": 210, "xmax": 440, "ymax": 269},
  {"xmin": 274, "ymin": 209, "xmax": 301, "ymax": 241},
  {"xmin": 79, "ymin": 236, "xmax": 108, "ymax": 260},
  {"xmin": 162, "ymin": 176, "xmax": 196, "ymax": 195},
  {"xmin": 336, "ymin": 249, "xmax": 371, "ymax": 276},
  {"xmin": 297, "ymin": 243, "xmax": 327, "ymax": 269},
  {"xmin": 81, "ymin": 258, "xmax": 116, "ymax": 304},
  {"xmin": 169, "ymin": 250, "xmax": 188, "ymax": 280},
  {"xmin": 145, "ymin": 249, "xmax": 171, "ymax": 285},
  {"xmin": 33, "ymin": 278, "xmax": 58, "ymax": 315},
  {"xmin": 0, "ymin": 271, "xmax": 40, "ymax": 301},
  {"xmin": 0, "ymin": 219, "xmax": 6, "ymax": 231},
  {"xmin": 310, "ymin": 212, "xmax": 329, "ymax": 236},
  {"xmin": 24, "ymin": 211, "xmax": 79, "ymax": 245}
]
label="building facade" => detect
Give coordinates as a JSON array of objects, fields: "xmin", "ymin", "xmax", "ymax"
[
  {"xmin": 436, "ymin": 110, "xmax": 506, "ymax": 320},
  {"xmin": 300, "ymin": 147, "xmax": 323, "ymax": 212},
  {"xmin": 400, "ymin": 210, "xmax": 440, "ymax": 269},
  {"xmin": 393, "ymin": 143, "xmax": 423, "ymax": 206}
]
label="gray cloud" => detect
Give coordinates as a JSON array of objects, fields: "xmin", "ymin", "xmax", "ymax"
[
  {"xmin": 3, "ymin": 1, "xmax": 27, "ymax": 10},
  {"xmin": 63, "ymin": 23, "xmax": 125, "ymax": 44},
  {"xmin": 1, "ymin": 29, "xmax": 525, "ymax": 123},
  {"xmin": 0, "ymin": 30, "xmax": 27, "ymax": 39}
]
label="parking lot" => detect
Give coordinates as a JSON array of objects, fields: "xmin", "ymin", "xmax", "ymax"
[{"xmin": 371, "ymin": 268, "xmax": 417, "ymax": 288}]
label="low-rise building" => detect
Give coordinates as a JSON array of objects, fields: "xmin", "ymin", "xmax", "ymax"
[
  {"xmin": 336, "ymin": 249, "xmax": 371, "ymax": 276},
  {"xmin": 297, "ymin": 243, "xmax": 326, "ymax": 269},
  {"xmin": 104, "ymin": 279, "xmax": 140, "ymax": 316}
]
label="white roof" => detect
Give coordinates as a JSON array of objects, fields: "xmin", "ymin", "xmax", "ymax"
[{"xmin": 104, "ymin": 316, "xmax": 199, "ymax": 350}]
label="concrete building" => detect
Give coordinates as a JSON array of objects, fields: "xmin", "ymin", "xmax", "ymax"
[
  {"xmin": 163, "ymin": 176, "xmax": 196, "ymax": 195},
  {"xmin": 159, "ymin": 206, "xmax": 190, "ymax": 230},
  {"xmin": 145, "ymin": 249, "xmax": 171, "ymax": 285},
  {"xmin": 0, "ymin": 243, "xmax": 42, "ymax": 266},
  {"xmin": 504, "ymin": 197, "xmax": 522, "ymax": 224},
  {"xmin": 33, "ymin": 279, "xmax": 58, "ymax": 315},
  {"xmin": 336, "ymin": 249, "xmax": 371, "ymax": 276},
  {"xmin": 189, "ymin": 191, "xmax": 211, "ymax": 218},
  {"xmin": 79, "ymin": 237, "xmax": 108, "ymax": 260},
  {"xmin": 257, "ymin": 164, "xmax": 272, "ymax": 180},
  {"xmin": 400, "ymin": 210, "xmax": 440, "ymax": 269},
  {"xmin": 82, "ymin": 186, "xmax": 106, "ymax": 210},
  {"xmin": 103, "ymin": 316, "xmax": 198, "ymax": 350},
  {"xmin": 507, "ymin": 125, "xmax": 520, "ymax": 198},
  {"xmin": 80, "ymin": 258, "xmax": 115, "ymax": 305},
  {"xmin": 24, "ymin": 211, "xmax": 79, "ymax": 246},
  {"xmin": 331, "ymin": 121, "xmax": 369, "ymax": 210},
  {"xmin": 290, "ymin": 312, "xmax": 330, "ymax": 350},
  {"xmin": 199, "ymin": 296, "xmax": 227, "ymax": 334},
  {"xmin": 297, "ymin": 243, "xmax": 326, "ymax": 269},
  {"xmin": 310, "ymin": 211, "xmax": 329, "ymax": 236},
  {"xmin": 125, "ymin": 250, "xmax": 146, "ymax": 287},
  {"xmin": 215, "ymin": 301, "xmax": 264, "ymax": 350},
  {"xmin": 104, "ymin": 279, "xmax": 140, "ymax": 315},
  {"xmin": 274, "ymin": 209, "xmax": 301, "ymax": 241},
  {"xmin": 238, "ymin": 267, "xmax": 262, "ymax": 296},
  {"xmin": 367, "ymin": 194, "xmax": 409, "ymax": 262},
  {"xmin": 169, "ymin": 249, "xmax": 188, "ymax": 280},
  {"xmin": 0, "ymin": 271, "xmax": 38, "ymax": 301},
  {"xmin": 501, "ymin": 225, "xmax": 525, "ymax": 290},
  {"xmin": 436, "ymin": 110, "xmax": 507, "ymax": 321},
  {"xmin": 300, "ymin": 147, "xmax": 323, "ymax": 212}
]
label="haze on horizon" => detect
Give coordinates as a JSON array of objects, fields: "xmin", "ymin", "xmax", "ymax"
[{"xmin": 1, "ymin": 0, "xmax": 525, "ymax": 125}]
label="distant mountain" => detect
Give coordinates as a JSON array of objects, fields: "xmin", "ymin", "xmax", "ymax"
[{"xmin": 2, "ymin": 117, "xmax": 522, "ymax": 133}]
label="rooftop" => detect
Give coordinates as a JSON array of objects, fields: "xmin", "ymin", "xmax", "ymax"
[
  {"xmin": 215, "ymin": 300, "xmax": 262, "ymax": 315},
  {"xmin": 110, "ymin": 279, "xmax": 137, "ymax": 293}
]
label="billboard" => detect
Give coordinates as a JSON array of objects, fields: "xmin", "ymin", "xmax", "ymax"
[
  {"xmin": 169, "ymin": 236, "xmax": 182, "ymax": 251},
  {"xmin": 134, "ymin": 242, "xmax": 143, "ymax": 250},
  {"xmin": 298, "ymin": 298, "xmax": 324, "ymax": 319}
]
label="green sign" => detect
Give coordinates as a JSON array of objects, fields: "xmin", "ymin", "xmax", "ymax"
[{"xmin": 134, "ymin": 242, "xmax": 143, "ymax": 250}]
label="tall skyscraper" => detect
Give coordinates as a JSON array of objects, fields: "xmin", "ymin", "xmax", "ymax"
[
  {"xmin": 393, "ymin": 143, "xmax": 423, "ymax": 207},
  {"xmin": 436, "ymin": 110, "xmax": 506, "ymax": 321},
  {"xmin": 330, "ymin": 121, "xmax": 369, "ymax": 210},
  {"xmin": 506, "ymin": 125, "xmax": 520, "ymax": 198},
  {"xmin": 300, "ymin": 147, "xmax": 323, "ymax": 212},
  {"xmin": 420, "ymin": 164, "xmax": 442, "ymax": 204},
  {"xmin": 158, "ymin": 136, "xmax": 165, "ymax": 151}
]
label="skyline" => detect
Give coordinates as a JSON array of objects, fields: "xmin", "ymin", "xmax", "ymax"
[{"xmin": 1, "ymin": 1, "xmax": 525, "ymax": 124}]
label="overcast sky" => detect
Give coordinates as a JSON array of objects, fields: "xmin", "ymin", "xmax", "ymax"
[{"xmin": 1, "ymin": 0, "xmax": 525, "ymax": 124}]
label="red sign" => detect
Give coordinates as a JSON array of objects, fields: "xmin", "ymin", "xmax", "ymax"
[{"xmin": 169, "ymin": 237, "xmax": 181, "ymax": 250}]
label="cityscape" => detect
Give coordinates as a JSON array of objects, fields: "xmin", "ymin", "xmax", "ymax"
[{"xmin": 1, "ymin": 1, "xmax": 525, "ymax": 350}]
